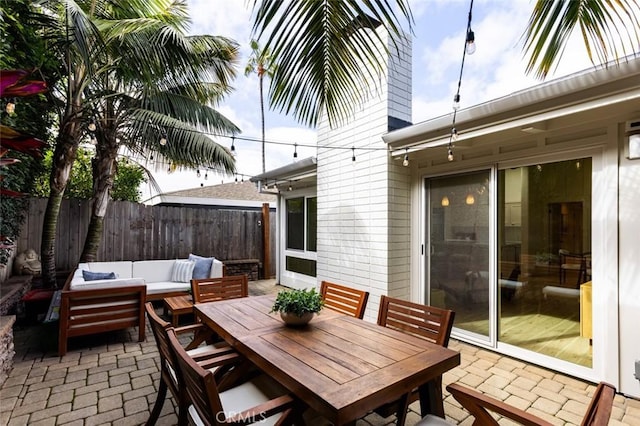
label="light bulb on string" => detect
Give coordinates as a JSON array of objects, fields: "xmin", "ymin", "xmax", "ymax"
[
  {"xmin": 5, "ymin": 99, "xmax": 15, "ymax": 114},
  {"xmin": 465, "ymin": 29, "xmax": 476, "ymax": 55},
  {"xmin": 447, "ymin": 146, "xmax": 454, "ymax": 162},
  {"xmin": 235, "ymin": 175, "xmax": 238, "ymax": 183},
  {"xmin": 293, "ymin": 143, "xmax": 298, "ymax": 159},
  {"xmin": 204, "ymin": 172, "xmax": 208, "ymax": 180},
  {"xmin": 453, "ymin": 94, "xmax": 460, "ymax": 110},
  {"xmin": 159, "ymin": 130, "xmax": 167, "ymax": 146},
  {"xmin": 451, "ymin": 127, "xmax": 458, "ymax": 142},
  {"xmin": 288, "ymin": 182, "xmax": 293, "ymax": 191},
  {"xmin": 231, "ymin": 136, "xmax": 235, "ymax": 152},
  {"xmin": 352, "ymin": 147, "xmax": 356, "ymax": 162},
  {"xmin": 196, "ymin": 169, "xmax": 201, "ymax": 178},
  {"xmin": 403, "ymin": 149, "xmax": 409, "ymax": 167}
]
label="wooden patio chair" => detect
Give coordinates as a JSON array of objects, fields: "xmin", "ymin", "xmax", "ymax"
[
  {"xmin": 166, "ymin": 326, "xmax": 304, "ymax": 426},
  {"xmin": 144, "ymin": 303, "xmax": 242, "ymax": 426},
  {"xmin": 191, "ymin": 275, "xmax": 248, "ymax": 304},
  {"xmin": 417, "ymin": 381, "xmax": 616, "ymax": 426},
  {"xmin": 373, "ymin": 295, "xmax": 455, "ymax": 425},
  {"xmin": 320, "ymin": 280, "xmax": 369, "ymax": 319}
]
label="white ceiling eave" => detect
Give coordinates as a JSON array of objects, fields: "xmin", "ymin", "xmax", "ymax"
[{"xmin": 384, "ymin": 56, "xmax": 640, "ymax": 156}]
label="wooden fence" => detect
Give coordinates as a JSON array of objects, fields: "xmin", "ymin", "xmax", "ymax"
[{"xmin": 17, "ymin": 198, "xmax": 276, "ymax": 276}]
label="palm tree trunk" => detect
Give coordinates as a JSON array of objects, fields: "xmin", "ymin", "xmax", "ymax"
[
  {"xmin": 40, "ymin": 129, "xmax": 80, "ymax": 288},
  {"xmin": 259, "ymin": 74, "xmax": 265, "ymax": 174},
  {"xmin": 80, "ymin": 140, "xmax": 116, "ymax": 262}
]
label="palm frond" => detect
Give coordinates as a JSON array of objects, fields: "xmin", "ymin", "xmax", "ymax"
[
  {"xmin": 124, "ymin": 108, "xmax": 235, "ymax": 172},
  {"xmin": 523, "ymin": 0, "xmax": 640, "ymax": 79},
  {"xmin": 139, "ymin": 90, "xmax": 240, "ymax": 134},
  {"xmin": 251, "ymin": 0, "xmax": 413, "ymax": 127}
]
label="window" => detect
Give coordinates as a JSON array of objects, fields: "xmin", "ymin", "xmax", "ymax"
[{"xmin": 285, "ymin": 196, "xmax": 317, "ymax": 278}]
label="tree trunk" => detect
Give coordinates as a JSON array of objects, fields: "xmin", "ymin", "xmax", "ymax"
[
  {"xmin": 40, "ymin": 128, "xmax": 80, "ymax": 288},
  {"xmin": 259, "ymin": 74, "xmax": 265, "ymax": 174},
  {"xmin": 80, "ymin": 141, "xmax": 116, "ymax": 262}
]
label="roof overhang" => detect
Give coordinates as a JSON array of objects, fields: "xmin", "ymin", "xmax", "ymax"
[
  {"xmin": 251, "ymin": 157, "xmax": 317, "ymax": 192},
  {"xmin": 383, "ymin": 56, "xmax": 640, "ymax": 157}
]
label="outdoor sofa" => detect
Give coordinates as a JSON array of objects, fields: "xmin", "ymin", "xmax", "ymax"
[{"xmin": 58, "ymin": 256, "xmax": 224, "ymax": 355}]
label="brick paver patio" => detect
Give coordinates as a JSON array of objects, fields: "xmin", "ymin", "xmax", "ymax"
[{"xmin": 1, "ymin": 279, "xmax": 639, "ymax": 425}]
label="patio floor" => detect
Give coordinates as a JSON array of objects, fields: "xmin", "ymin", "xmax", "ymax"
[{"xmin": 1, "ymin": 279, "xmax": 639, "ymax": 425}]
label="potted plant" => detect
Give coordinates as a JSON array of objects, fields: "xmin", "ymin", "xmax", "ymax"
[{"xmin": 271, "ymin": 288, "xmax": 324, "ymax": 326}]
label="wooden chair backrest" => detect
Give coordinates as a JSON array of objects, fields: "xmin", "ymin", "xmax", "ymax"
[
  {"xmin": 581, "ymin": 382, "xmax": 616, "ymax": 426},
  {"xmin": 320, "ymin": 281, "xmax": 369, "ymax": 319},
  {"xmin": 145, "ymin": 302, "xmax": 181, "ymax": 397},
  {"xmin": 191, "ymin": 275, "xmax": 249, "ymax": 304},
  {"xmin": 166, "ymin": 328, "xmax": 225, "ymax": 425},
  {"xmin": 377, "ymin": 295, "xmax": 455, "ymax": 347}
]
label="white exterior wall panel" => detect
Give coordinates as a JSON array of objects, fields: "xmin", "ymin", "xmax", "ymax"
[{"xmin": 316, "ymin": 29, "xmax": 412, "ymax": 320}]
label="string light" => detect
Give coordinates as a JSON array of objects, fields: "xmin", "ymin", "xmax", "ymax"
[
  {"xmin": 293, "ymin": 143, "xmax": 298, "ymax": 159},
  {"xmin": 352, "ymin": 147, "xmax": 356, "ymax": 162},
  {"xmin": 446, "ymin": 0, "xmax": 475, "ymax": 162},
  {"xmin": 288, "ymin": 182, "xmax": 293, "ymax": 191},
  {"xmin": 465, "ymin": 29, "xmax": 476, "ymax": 55},
  {"xmin": 5, "ymin": 99, "xmax": 15, "ymax": 114},
  {"xmin": 196, "ymin": 169, "xmax": 201, "ymax": 178},
  {"xmin": 159, "ymin": 131, "xmax": 167, "ymax": 146},
  {"xmin": 403, "ymin": 149, "xmax": 409, "ymax": 167},
  {"xmin": 231, "ymin": 136, "xmax": 235, "ymax": 152},
  {"xmin": 204, "ymin": 172, "xmax": 208, "ymax": 180}
]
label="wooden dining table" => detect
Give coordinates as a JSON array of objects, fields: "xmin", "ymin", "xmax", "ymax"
[{"xmin": 194, "ymin": 294, "xmax": 460, "ymax": 425}]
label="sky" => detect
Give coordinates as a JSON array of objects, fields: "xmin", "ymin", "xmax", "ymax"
[{"xmin": 142, "ymin": 0, "xmax": 600, "ymax": 200}]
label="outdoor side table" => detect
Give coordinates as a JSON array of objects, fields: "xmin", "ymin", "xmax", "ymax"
[{"xmin": 163, "ymin": 294, "xmax": 193, "ymax": 326}]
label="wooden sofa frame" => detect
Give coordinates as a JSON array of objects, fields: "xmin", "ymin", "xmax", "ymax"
[{"xmin": 58, "ymin": 273, "xmax": 146, "ymax": 356}]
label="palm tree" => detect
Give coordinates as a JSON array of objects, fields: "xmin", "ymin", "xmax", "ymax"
[
  {"xmin": 77, "ymin": 0, "xmax": 239, "ymax": 262},
  {"xmin": 245, "ymin": 39, "xmax": 276, "ymax": 173},
  {"xmin": 35, "ymin": 0, "xmax": 239, "ymax": 284},
  {"xmin": 35, "ymin": 0, "xmax": 106, "ymax": 287},
  {"xmin": 522, "ymin": 0, "xmax": 640, "ymax": 79}
]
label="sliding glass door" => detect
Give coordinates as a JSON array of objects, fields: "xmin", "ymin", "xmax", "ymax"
[
  {"xmin": 497, "ymin": 159, "xmax": 592, "ymax": 367},
  {"xmin": 426, "ymin": 170, "xmax": 491, "ymax": 340},
  {"xmin": 425, "ymin": 158, "xmax": 593, "ymax": 367}
]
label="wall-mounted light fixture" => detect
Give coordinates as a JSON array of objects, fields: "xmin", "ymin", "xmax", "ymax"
[{"xmin": 465, "ymin": 193, "xmax": 475, "ymax": 205}]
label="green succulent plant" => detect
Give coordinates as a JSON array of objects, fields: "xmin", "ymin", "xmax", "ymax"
[{"xmin": 270, "ymin": 288, "xmax": 324, "ymax": 317}]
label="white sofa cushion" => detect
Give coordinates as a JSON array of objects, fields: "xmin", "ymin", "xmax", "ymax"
[
  {"xmin": 132, "ymin": 259, "xmax": 177, "ymax": 283},
  {"xmin": 70, "ymin": 277, "xmax": 145, "ymax": 291},
  {"xmin": 146, "ymin": 281, "xmax": 191, "ymax": 296},
  {"xmin": 210, "ymin": 259, "xmax": 224, "ymax": 278},
  {"xmin": 87, "ymin": 261, "xmax": 133, "ymax": 278}
]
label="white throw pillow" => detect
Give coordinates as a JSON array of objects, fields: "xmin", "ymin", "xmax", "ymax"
[{"xmin": 171, "ymin": 260, "xmax": 196, "ymax": 283}]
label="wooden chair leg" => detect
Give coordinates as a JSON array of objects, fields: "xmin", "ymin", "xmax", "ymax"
[{"xmin": 145, "ymin": 378, "xmax": 168, "ymax": 426}]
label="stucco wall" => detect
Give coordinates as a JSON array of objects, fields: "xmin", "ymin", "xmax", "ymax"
[{"xmin": 316, "ymin": 28, "xmax": 412, "ymax": 321}]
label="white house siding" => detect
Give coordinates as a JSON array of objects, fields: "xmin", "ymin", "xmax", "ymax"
[
  {"xmin": 618, "ymin": 133, "xmax": 640, "ymax": 399},
  {"xmin": 316, "ymin": 28, "xmax": 412, "ymax": 321}
]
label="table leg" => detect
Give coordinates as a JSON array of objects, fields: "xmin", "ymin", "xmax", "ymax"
[{"xmin": 418, "ymin": 378, "xmax": 445, "ymax": 418}]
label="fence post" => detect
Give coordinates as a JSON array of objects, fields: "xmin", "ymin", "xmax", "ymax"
[{"xmin": 261, "ymin": 203, "xmax": 270, "ymax": 279}]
